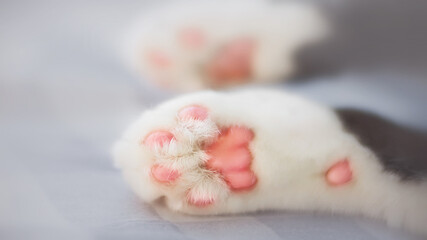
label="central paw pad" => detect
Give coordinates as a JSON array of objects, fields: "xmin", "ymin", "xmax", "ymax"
[
  {"xmin": 206, "ymin": 126, "xmax": 257, "ymax": 191},
  {"xmin": 143, "ymin": 105, "xmax": 257, "ymax": 207},
  {"xmin": 206, "ymin": 38, "xmax": 255, "ymax": 84}
]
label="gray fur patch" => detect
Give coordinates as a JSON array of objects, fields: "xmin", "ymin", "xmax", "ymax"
[{"xmin": 336, "ymin": 109, "xmax": 427, "ymax": 181}]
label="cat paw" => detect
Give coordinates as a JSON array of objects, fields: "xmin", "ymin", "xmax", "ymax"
[
  {"xmin": 145, "ymin": 29, "xmax": 256, "ymax": 87},
  {"xmin": 124, "ymin": 1, "xmax": 328, "ymax": 91},
  {"xmin": 142, "ymin": 105, "xmax": 257, "ymax": 207}
]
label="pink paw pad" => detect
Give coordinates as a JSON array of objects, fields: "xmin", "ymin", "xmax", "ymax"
[
  {"xmin": 151, "ymin": 164, "xmax": 180, "ymax": 183},
  {"xmin": 326, "ymin": 159, "xmax": 353, "ymax": 186},
  {"xmin": 144, "ymin": 131, "xmax": 174, "ymax": 149},
  {"xmin": 223, "ymin": 170, "xmax": 257, "ymax": 191},
  {"xmin": 206, "ymin": 37, "xmax": 256, "ymax": 83},
  {"xmin": 147, "ymin": 50, "xmax": 172, "ymax": 68},
  {"xmin": 179, "ymin": 27, "xmax": 205, "ymax": 48},
  {"xmin": 187, "ymin": 192, "xmax": 215, "ymax": 207},
  {"xmin": 206, "ymin": 126, "xmax": 257, "ymax": 191},
  {"xmin": 178, "ymin": 105, "xmax": 208, "ymax": 121}
]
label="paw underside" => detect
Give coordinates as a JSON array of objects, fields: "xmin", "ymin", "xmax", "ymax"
[
  {"xmin": 143, "ymin": 105, "xmax": 257, "ymax": 207},
  {"xmin": 147, "ymin": 33, "xmax": 256, "ymax": 87},
  {"xmin": 142, "ymin": 105, "xmax": 353, "ymax": 207}
]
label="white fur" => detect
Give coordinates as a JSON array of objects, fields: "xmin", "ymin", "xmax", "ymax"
[
  {"xmin": 113, "ymin": 89, "xmax": 427, "ymax": 236},
  {"xmin": 122, "ymin": 0, "xmax": 329, "ymax": 91}
]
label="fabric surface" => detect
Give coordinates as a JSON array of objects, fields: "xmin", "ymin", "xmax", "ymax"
[{"xmin": 1, "ymin": 1, "xmax": 426, "ymax": 239}]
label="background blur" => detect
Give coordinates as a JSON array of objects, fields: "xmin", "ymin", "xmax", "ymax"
[{"xmin": 1, "ymin": 1, "xmax": 426, "ymax": 240}]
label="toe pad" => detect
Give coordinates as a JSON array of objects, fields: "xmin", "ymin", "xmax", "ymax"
[
  {"xmin": 151, "ymin": 164, "xmax": 180, "ymax": 183},
  {"xmin": 178, "ymin": 105, "xmax": 208, "ymax": 121},
  {"xmin": 144, "ymin": 131, "xmax": 175, "ymax": 149},
  {"xmin": 179, "ymin": 27, "xmax": 205, "ymax": 48}
]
